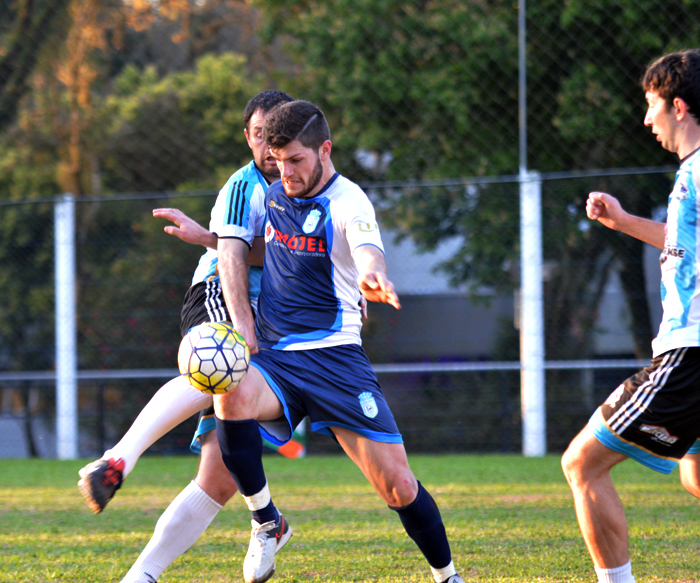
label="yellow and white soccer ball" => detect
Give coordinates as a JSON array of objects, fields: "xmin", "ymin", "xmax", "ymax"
[{"xmin": 178, "ymin": 322, "xmax": 250, "ymax": 394}]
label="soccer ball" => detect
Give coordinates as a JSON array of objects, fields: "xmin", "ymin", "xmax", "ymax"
[{"xmin": 178, "ymin": 322, "xmax": 250, "ymax": 394}]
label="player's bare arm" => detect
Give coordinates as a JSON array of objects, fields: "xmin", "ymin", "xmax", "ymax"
[
  {"xmin": 153, "ymin": 208, "xmax": 218, "ymax": 249},
  {"xmin": 154, "ymin": 207, "xmax": 264, "ymax": 266},
  {"xmin": 353, "ymin": 244, "xmax": 401, "ymax": 310},
  {"xmin": 217, "ymin": 237, "xmax": 258, "ymax": 354},
  {"xmin": 248, "ymin": 236, "xmax": 265, "ymax": 267},
  {"xmin": 587, "ymin": 191, "xmax": 665, "ymax": 249}
]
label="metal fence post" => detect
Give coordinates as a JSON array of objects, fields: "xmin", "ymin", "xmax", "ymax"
[
  {"xmin": 520, "ymin": 171, "xmax": 546, "ymax": 456},
  {"xmin": 55, "ymin": 193, "xmax": 78, "ymax": 460}
]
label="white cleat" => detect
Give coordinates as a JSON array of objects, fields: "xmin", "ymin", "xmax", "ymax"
[{"xmin": 243, "ymin": 513, "xmax": 293, "ymax": 583}]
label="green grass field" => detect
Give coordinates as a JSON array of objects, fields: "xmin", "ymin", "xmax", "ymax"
[{"xmin": 0, "ymin": 454, "xmax": 698, "ymax": 582}]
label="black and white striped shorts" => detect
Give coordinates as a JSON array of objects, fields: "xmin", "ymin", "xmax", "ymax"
[
  {"xmin": 599, "ymin": 346, "xmax": 700, "ymax": 461},
  {"xmin": 179, "ymin": 280, "xmax": 231, "ymax": 338}
]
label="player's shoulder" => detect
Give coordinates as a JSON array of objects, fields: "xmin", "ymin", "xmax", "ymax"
[
  {"xmin": 221, "ymin": 161, "xmax": 267, "ymax": 195},
  {"xmin": 325, "ymin": 174, "xmax": 371, "ymax": 203},
  {"xmin": 688, "ymin": 149, "xmax": 700, "ymax": 193},
  {"xmin": 267, "ymin": 179, "xmax": 285, "ymax": 195}
]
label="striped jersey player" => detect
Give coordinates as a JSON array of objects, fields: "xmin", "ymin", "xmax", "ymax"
[
  {"xmin": 562, "ymin": 50, "xmax": 700, "ymax": 583},
  {"xmin": 184, "ymin": 160, "xmax": 268, "ymax": 333}
]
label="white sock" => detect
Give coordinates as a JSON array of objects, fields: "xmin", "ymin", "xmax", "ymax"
[
  {"xmin": 104, "ymin": 376, "xmax": 212, "ymax": 477},
  {"xmin": 120, "ymin": 481, "xmax": 222, "ymax": 583},
  {"xmin": 431, "ymin": 560, "xmax": 456, "ymax": 583},
  {"xmin": 595, "ymin": 560, "xmax": 635, "ymax": 583}
]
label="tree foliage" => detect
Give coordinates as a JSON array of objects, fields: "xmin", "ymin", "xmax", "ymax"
[
  {"xmin": 0, "ymin": 1, "xmax": 270, "ymax": 372},
  {"xmin": 0, "ymin": 0, "xmax": 71, "ymax": 132},
  {"xmin": 2, "ymin": 0, "xmax": 700, "ymax": 375},
  {"xmin": 254, "ymin": 0, "xmax": 699, "ymax": 359}
]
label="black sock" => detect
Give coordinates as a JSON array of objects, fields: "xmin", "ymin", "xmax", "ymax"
[
  {"xmin": 215, "ymin": 416, "xmax": 278, "ymax": 523},
  {"xmin": 389, "ymin": 482, "xmax": 452, "ymax": 569},
  {"xmin": 252, "ymin": 499, "xmax": 279, "ymax": 525}
]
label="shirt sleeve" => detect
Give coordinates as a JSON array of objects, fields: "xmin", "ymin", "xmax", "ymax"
[
  {"xmin": 211, "ymin": 177, "xmax": 257, "ymax": 246},
  {"xmin": 343, "ymin": 189, "xmax": 385, "ymax": 253}
]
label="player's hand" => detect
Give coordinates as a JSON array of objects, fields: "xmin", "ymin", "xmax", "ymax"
[
  {"xmin": 358, "ymin": 272, "xmax": 401, "ymax": 310},
  {"xmin": 586, "ymin": 192, "xmax": 627, "ymax": 231},
  {"xmin": 359, "ymin": 295, "xmax": 368, "ymax": 319},
  {"xmin": 236, "ymin": 318, "xmax": 259, "ymax": 355},
  {"xmin": 153, "ymin": 208, "xmax": 217, "ymax": 249}
]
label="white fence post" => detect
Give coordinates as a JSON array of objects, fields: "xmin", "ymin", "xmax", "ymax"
[
  {"xmin": 520, "ymin": 171, "xmax": 546, "ymax": 456},
  {"xmin": 55, "ymin": 193, "xmax": 78, "ymax": 460}
]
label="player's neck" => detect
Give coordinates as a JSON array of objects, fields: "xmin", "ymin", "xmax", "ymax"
[
  {"xmin": 305, "ymin": 160, "xmax": 336, "ymax": 198},
  {"xmin": 676, "ymin": 123, "xmax": 700, "ymax": 160}
]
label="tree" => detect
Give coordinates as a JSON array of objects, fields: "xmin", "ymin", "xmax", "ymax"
[
  {"xmin": 254, "ymin": 0, "xmax": 696, "ymax": 360},
  {"xmin": 256, "ymin": 0, "xmax": 519, "ymax": 180},
  {"xmin": 99, "ymin": 52, "xmax": 261, "ymax": 193},
  {"xmin": 0, "ymin": 0, "xmax": 71, "ymax": 132}
]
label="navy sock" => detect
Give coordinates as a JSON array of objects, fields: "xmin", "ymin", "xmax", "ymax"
[
  {"xmin": 215, "ymin": 416, "xmax": 278, "ymax": 521},
  {"xmin": 389, "ymin": 482, "xmax": 452, "ymax": 569},
  {"xmin": 252, "ymin": 499, "xmax": 279, "ymax": 525}
]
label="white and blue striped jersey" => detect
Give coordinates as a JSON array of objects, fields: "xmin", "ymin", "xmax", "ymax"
[
  {"xmin": 256, "ymin": 173, "xmax": 384, "ymax": 350},
  {"xmin": 191, "ymin": 161, "xmax": 268, "ymax": 302},
  {"xmin": 652, "ymin": 148, "xmax": 700, "ymax": 357}
]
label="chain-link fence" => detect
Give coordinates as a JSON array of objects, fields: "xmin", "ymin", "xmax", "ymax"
[
  {"xmin": 0, "ymin": 0, "xmax": 693, "ymax": 456},
  {"xmin": 0, "ymin": 168, "xmax": 672, "ymax": 457}
]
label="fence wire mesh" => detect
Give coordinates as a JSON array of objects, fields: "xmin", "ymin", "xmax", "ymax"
[{"xmin": 0, "ymin": 0, "xmax": 693, "ymax": 456}]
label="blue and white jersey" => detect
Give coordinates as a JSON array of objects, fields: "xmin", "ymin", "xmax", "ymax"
[
  {"xmin": 652, "ymin": 148, "xmax": 700, "ymax": 357},
  {"xmin": 256, "ymin": 173, "xmax": 384, "ymax": 350},
  {"xmin": 191, "ymin": 161, "xmax": 268, "ymax": 302}
]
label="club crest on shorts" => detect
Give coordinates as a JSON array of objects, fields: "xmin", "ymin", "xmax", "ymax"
[
  {"xmin": 358, "ymin": 391, "xmax": 378, "ymax": 418},
  {"xmin": 302, "ymin": 209, "xmax": 322, "ymax": 234}
]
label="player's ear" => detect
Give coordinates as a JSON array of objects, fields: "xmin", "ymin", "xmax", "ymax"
[
  {"xmin": 319, "ymin": 140, "xmax": 332, "ymax": 161},
  {"xmin": 673, "ymin": 97, "xmax": 688, "ymax": 121}
]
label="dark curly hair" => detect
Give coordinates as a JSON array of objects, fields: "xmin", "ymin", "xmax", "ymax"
[
  {"xmin": 643, "ymin": 50, "xmax": 700, "ymax": 123},
  {"xmin": 262, "ymin": 100, "xmax": 330, "ymax": 151},
  {"xmin": 243, "ymin": 90, "xmax": 294, "ymax": 131}
]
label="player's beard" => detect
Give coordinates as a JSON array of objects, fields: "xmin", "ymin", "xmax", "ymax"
[
  {"xmin": 257, "ymin": 152, "xmax": 281, "ymax": 184},
  {"xmin": 291, "ymin": 155, "xmax": 323, "ymax": 199}
]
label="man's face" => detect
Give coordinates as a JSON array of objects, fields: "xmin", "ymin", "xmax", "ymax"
[
  {"xmin": 245, "ymin": 109, "xmax": 279, "ymax": 182},
  {"xmin": 270, "ymin": 140, "xmax": 325, "ymax": 199},
  {"xmin": 644, "ymin": 90, "xmax": 679, "ymax": 154}
]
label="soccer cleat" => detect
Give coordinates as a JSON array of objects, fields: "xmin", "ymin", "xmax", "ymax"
[
  {"xmin": 441, "ymin": 575, "xmax": 465, "ymax": 583},
  {"xmin": 243, "ymin": 513, "xmax": 293, "ymax": 583},
  {"xmin": 77, "ymin": 457, "xmax": 125, "ymax": 514}
]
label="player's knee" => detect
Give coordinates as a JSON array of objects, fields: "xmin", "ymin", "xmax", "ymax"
[
  {"xmin": 561, "ymin": 443, "xmax": 585, "ymax": 487},
  {"xmin": 196, "ymin": 434, "xmax": 239, "ymax": 504},
  {"xmin": 381, "ymin": 472, "xmax": 418, "ymax": 507},
  {"xmin": 195, "ymin": 473, "xmax": 238, "ymax": 505},
  {"xmin": 214, "ymin": 380, "xmax": 258, "ymax": 419},
  {"xmin": 680, "ymin": 471, "xmax": 700, "ymax": 499}
]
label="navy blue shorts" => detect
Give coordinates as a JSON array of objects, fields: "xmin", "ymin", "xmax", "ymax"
[{"xmin": 251, "ymin": 344, "xmax": 402, "ymax": 446}]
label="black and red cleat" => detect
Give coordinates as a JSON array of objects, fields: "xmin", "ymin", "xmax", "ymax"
[{"xmin": 77, "ymin": 457, "xmax": 125, "ymax": 514}]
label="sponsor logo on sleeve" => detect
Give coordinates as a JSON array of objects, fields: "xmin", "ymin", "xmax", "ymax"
[
  {"xmin": 358, "ymin": 222, "xmax": 378, "ymax": 233},
  {"xmin": 269, "ymin": 200, "xmax": 286, "ymax": 212}
]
